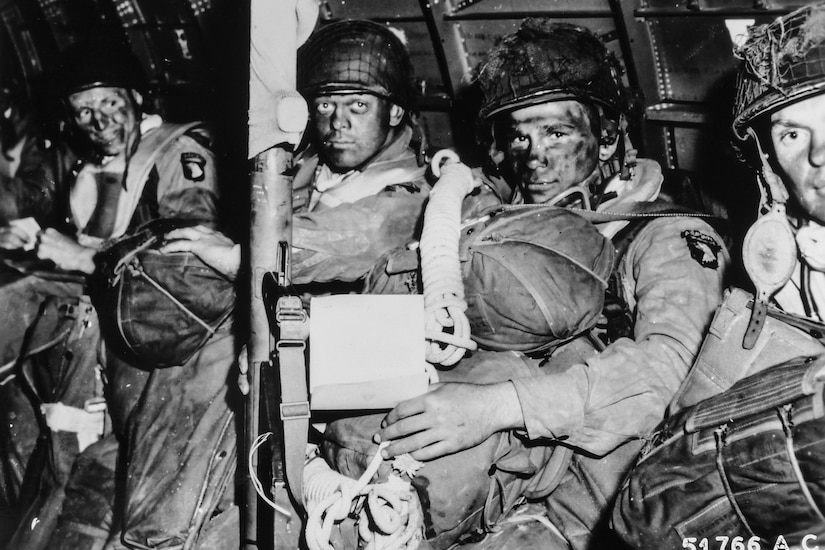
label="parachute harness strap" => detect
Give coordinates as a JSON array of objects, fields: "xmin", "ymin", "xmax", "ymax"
[
  {"xmin": 421, "ymin": 149, "xmax": 480, "ymax": 366},
  {"xmin": 303, "ymin": 442, "xmax": 425, "ymax": 550}
]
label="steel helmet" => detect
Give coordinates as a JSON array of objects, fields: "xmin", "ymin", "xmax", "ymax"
[
  {"xmin": 297, "ymin": 19, "xmax": 416, "ymax": 111},
  {"xmin": 733, "ymin": 2, "xmax": 825, "ymax": 140},
  {"xmin": 53, "ymin": 38, "xmax": 147, "ymax": 98},
  {"xmin": 475, "ymin": 19, "xmax": 629, "ymax": 120}
]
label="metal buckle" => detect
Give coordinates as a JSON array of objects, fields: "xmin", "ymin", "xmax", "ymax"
[
  {"xmin": 276, "ymin": 295, "xmax": 308, "ymax": 341},
  {"xmin": 275, "ymin": 295, "xmax": 306, "ymax": 324},
  {"xmin": 280, "ymin": 400, "xmax": 310, "ymax": 421},
  {"xmin": 276, "ymin": 339, "xmax": 306, "ymax": 351},
  {"xmin": 84, "ymin": 397, "xmax": 107, "ymax": 413}
]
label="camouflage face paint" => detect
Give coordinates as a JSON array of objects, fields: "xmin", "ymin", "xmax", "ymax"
[
  {"xmin": 312, "ymin": 93, "xmax": 396, "ymax": 172},
  {"xmin": 501, "ymin": 100, "xmax": 600, "ymax": 204},
  {"xmin": 68, "ymin": 87, "xmax": 139, "ymax": 157}
]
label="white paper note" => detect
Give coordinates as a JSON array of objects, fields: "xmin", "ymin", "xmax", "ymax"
[{"xmin": 309, "ymin": 294, "xmax": 429, "ymax": 410}]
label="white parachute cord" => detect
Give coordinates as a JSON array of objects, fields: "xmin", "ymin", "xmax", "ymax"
[
  {"xmin": 361, "ymin": 478, "xmax": 424, "ymax": 550},
  {"xmin": 420, "ymin": 149, "xmax": 480, "ymax": 366},
  {"xmin": 248, "ymin": 432, "xmax": 292, "ymax": 517},
  {"xmin": 303, "ymin": 442, "xmax": 384, "ymax": 550},
  {"xmin": 303, "ymin": 442, "xmax": 425, "ymax": 550}
]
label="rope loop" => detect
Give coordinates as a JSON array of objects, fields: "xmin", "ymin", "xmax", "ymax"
[
  {"xmin": 421, "ymin": 149, "xmax": 480, "ymax": 366},
  {"xmin": 303, "ymin": 443, "xmax": 425, "ymax": 550}
]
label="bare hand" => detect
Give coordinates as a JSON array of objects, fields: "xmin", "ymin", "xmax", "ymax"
[
  {"xmin": 238, "ymin": 345, "xmax": 250, "ymax": 396},
  {"xmin": 36, "ymin": 229, "xmax": 96, "ymax": 273},
  {"xmin": 160, "ymin": 225, "xmax": 240, "ymax": 280},
  {"xmin": 0, "ymin": 225, "xmax": 30, "ymax": 250},
  {"xmin": 375, "ymin": 382, "xmax": 523, "ymax": 462}
]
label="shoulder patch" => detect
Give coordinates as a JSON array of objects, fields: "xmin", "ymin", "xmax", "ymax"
[
  {"xmin": 681, "ymin": 229, "xmax": 721, "ymax": 269},
  {"xmin": 181, "ymin": 152, "xmax": 207, "ymax": 182}
]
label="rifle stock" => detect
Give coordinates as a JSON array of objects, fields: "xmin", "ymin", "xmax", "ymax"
[{"xmin": 246, "ymin": 146, "xmax": 296, "ymax": 549}]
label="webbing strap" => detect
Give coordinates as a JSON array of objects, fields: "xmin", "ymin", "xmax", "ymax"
[
  {"xmin": 498, "ymin": 200, "xmax": 714, "ymax": 223},
  {"xmin": 764, "ymin": 304, "xmax": 825, "ymax": 344},
  {"xmin": 778, "ymin": 405, "xmax": 825, "ymax": 525},
  {"xmin": 86, "ymin": 121, "xmax": 201, "ymax": 241},
  {"xmin": 276, "ymin": 295, "xmax": 310, "ymax": 509}
]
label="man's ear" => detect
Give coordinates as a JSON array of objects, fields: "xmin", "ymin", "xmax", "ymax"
[
  {"xmin": 389, "ymin": 104, "xmax": 405, "ymax": 127},
  {"xmin": 599, "ymin": 138, "xmax": 619, "ymax": 162}
]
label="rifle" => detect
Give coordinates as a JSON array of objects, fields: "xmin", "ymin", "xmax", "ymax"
[{"xmin": 245, "ymin": 1, "xmax": 317, "ymax": 548}]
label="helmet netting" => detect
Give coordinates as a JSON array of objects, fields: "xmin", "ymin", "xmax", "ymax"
[
  {"xmin": 298, "ymin": 20, "xmax": 416, "ymax": 111},
  {"xmin": 733, "ymin": 2, "xmax": 825, "ymax": 140},
  {"xmin": 474, "ymin": 19, "xmax": 629, "ymax": 120}
]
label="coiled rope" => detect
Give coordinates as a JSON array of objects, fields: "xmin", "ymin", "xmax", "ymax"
[
  {"xmin": 303, "ymin": 442, "xmax": 424, "ymax": 550},
  {"xmin": 421, "ymin": 149, "xmax": 479, "ymax": 366}
]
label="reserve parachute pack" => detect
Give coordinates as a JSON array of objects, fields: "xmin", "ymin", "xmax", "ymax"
[
  {"xmin": 94, "ymin": 217, "xmax": 235, "ymax": 367},
  {"xmin": 366, "ymin": 205, "xmax": 616, "ymax": 354}
]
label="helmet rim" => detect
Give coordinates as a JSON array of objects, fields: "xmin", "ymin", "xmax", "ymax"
[{"xmin": 479, "ymin": 88, "xmax": 620, "ymax": 120}]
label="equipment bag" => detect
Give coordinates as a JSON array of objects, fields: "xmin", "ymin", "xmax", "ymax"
[
  {"xmin": 94, "ymin": 218, "xmax": 235, "ymax": 367},
  {"xmin": 614, "ymin": 289, "xmax": 825, "ymax": 548},
  {"xmin": 613, "ymin": 353, "xmax": 825, "ymax": 549}
]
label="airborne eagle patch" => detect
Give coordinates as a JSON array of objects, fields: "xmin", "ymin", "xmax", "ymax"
[
  {"xmin": 681, "ymin": 230, "xmax": 721, "ymax": 269},
  {"xmin": 181, "ymin": 152, "xmax": 207, "ymax": 182}
]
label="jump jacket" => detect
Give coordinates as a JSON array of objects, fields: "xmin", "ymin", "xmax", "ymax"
[
  {"xmin": 0, "ymin": 128, "xmax": 65, "ymax": 225},
  {"xmin": 3, "ymin": 117, "xmax": 223, "ymax": 550},
  {"xmin": 70, "ymin": 117, "xmax": 219, "ymax": 245},
  {"xmin": 290, "ymin": 125, "xmax": 430, "ymax": 285}
]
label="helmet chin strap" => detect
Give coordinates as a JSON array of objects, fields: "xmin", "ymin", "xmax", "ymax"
[
  {"xmin": 746, "ymin": 126, "xmax": 789, "ymax": 213},
  {"xmin": 547, "ymin": 184, "xmax": 592, "ymax": 210},
  {"xmin": 740, "ymin": 126, "xmax": 797, "ymax": 349},
  {"xmin": 598, "ymin": 114, "xmax": 637, "ymax": 183},
  {"xmin": 543, "ymin": 166, "xmax": 602, "ymax": 210}
]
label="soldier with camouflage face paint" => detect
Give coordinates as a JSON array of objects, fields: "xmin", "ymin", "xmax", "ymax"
[
  {"xmin": 614, "ymin": 4, "xmax": 825, "ymax": 548},
  {"xmin": 166, "ymin": 19, "xmax": 431, "ymax": 289},
  {"xmin": 373, "ymin": 20, "xmax": 730, "ymax": 550},
  {"xmin": 112, "ymin": 19, "xmax": 435, "ymax": 548},
  {"xmin": 1, "ymin": 37, "xmax": 230, "ymax": 550}
]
